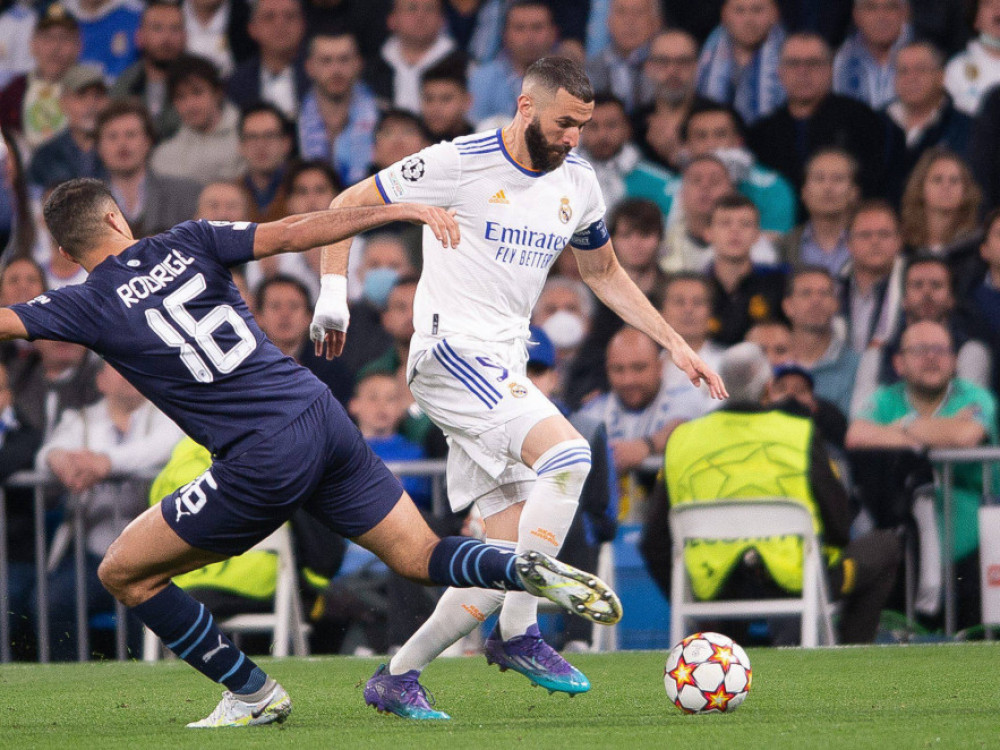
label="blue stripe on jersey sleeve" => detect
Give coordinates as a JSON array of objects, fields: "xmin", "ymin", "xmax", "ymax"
[{"xmin": 374, "ymin": 173, "xmax": 392, "ymax": 204}]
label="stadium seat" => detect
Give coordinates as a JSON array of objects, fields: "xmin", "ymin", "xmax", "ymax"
[
  {"xmin": 668, "ymin": 499, "xmax": 836, "ymax": 648},
  {"xmin": 142, "ymin": 525, "xmax": 311, "ymax": 661}
]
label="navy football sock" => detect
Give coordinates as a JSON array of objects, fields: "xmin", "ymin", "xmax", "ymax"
[
  {"xmin": 131, "ymin": 583, "xmax": 266, "ymax": 694},
  {"xmin": 427, "ymin": 536, "xmax": 527, "ymax": 591}
]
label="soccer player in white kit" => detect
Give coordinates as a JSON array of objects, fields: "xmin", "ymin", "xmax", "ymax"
[{"xmin": 311, "ymin": 57, "xmax": 727, "ymax": 720}]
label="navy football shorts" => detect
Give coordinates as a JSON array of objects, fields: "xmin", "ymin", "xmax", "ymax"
[{"xmin": 160, "ymin": 390, "xmax": 404, "ymax": 556}]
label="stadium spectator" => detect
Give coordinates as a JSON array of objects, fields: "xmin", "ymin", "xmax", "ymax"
[
  {"xmin": 110, "ymin": 0, "xmax": 186, "ymax": 140},
  {"xmin": 0, "ymin": 0, "xmax": 39, "ymax": 89},
  {"xmin": 660, "ymin": 271, "xmax": 725, "ymax": 415},
  {"xmin": 643, "ymin": 341, "xmax": 901, "ymax": 644},
  {"xmin": 971, "ymin": 85, "xmax": 1000, "ymax": 212},
  {"xmin": 181, "ymin": 0, "xmax": 254, "ymax": 78},
  {"xmin": 585, "ymin": 0, "xmax": 661, "ymax": 113},
  {"xmin": 468, "ymin": 0, "xmax": 558, "ymax": 123},
  {"xmin": 367, "ymin": 0, "xmax": 457, "ymax": 114},
  {"xmin": 34, "ymin": 360, "xmax": 182, "ymax": 660},
  {"xmin": 247, "ymin": 159, "xmax": 340, "ymax": 295},
  {"xmin": 298, "ymin": 29, "xmax": 379, "ymax": 188},
  {"xmin": 150, "ymin": 55, "xmax": 244, "ymax": 185},
  {"xmin": 900, "ymin": 148, "xmax": 985, "ymax": 296},
  {"xmin": 747, "ymin": 33, "xmax": 905, "ymax": 200},
  {"xmin": 887, "ymin": 42, "xmax": 972, "ymax": 177},
  {"xmin": 702, "ymin": 193, "xmax": 787, "ymax": 345},
  {"xmin": 27, "ymin": 64, "xmax": 109, "ymax": 191},
  {"xmin": 696, "ymin": 0, "xmax": 787, "ymax": 126},
  {"xmin": 255, "ymin": 274, "xmax": 354, "ymax": 405},
  {"xmin": 62, "ymin": 0, "xmax": 141, "ymax": 80},
  {"xmin": 195, "ymin": 180, "xmax": 252, "ymax": 222},
  {"xmin": 239, "ymin": 103, "xmax": 294, "ymax": 223},
  {"xmin": 871, "ymin": 257, "xmax": 992, "ymax": 394},
  {"xmin": 678, "ymin": 101, "xmax": 797, "ymax": 235},
  {"xmin": 339, "ymin": 233, "xmax": 414, "ymax": 375},
  {"xmin": 767, "ymin": 361, "xmax": 848, "ymax": 449},
  {"xmin": 841, "ymin": 200, "xmax": 906, "ymax": 354},
  {"xmin": 0, "ymin": 130, "xmax": 37, "ymax": 260},
  {"xmin": 369, "ymin": 109, "xmax": 432, "ymax": 176},
  {"xmin": 783, "ymin": 266, "xmax": 860, "ymax": 416},
  {"xmin": 419, "ymin": 55, "xmax": 474, "ymax": 140},
  {"xmin": 564, "ymin": 198, "xmax": 667, "ymax": 408},
  {"xmin": 576, "ymin": 94, "xmax": 673, "ymax": 212},
  {"xmin": 778, "ymin": 147, "xmax": 860, "ymax": 274},
  {"xmin": 832, "ymin": 0, "xmax": 912, "ymax": 110},
  {"xmin": 846, "ymin": 320, "xmax": 997, "ymax": 631},
  {"xmin": 971, "ymin": 209, "xmax": 1000, "ymax": 338},
  {"xmin": 574, "ymin": 326, "xmax": 701, "ymax": 481},
  {"xmin": 0, "ymin": 4, "xmax": 80, "ymax": 151},
  {"xmin": 745, "ymin": 318, "xmax": 793, "ymax": 364},
  {"xmin": 349, "ymin": 370, "xmax": 432, "ymax": 508},
  {"xmin": 96, "ymin": 99, "xmax": 200, "ymax": 238},
  {"xmin": 226, "ymin": 0, "xmax": 308, "ymax": 118},
  {"xmin": 0, "ymin": 358, "xmax": 43, "ymax": 659},
  {"xmin": 532, "ymin": 276, "xmax": 594, "ymax": 373},
  {"xmin": 633, "ymin": 28, "xmax": 707, "ymax": 170},
  {"xmin": 944, "ymin": 0, "xmax": 1000, "ymax": 115},
  {"xmin": 660, "ymin": 155, "xmax": 735, "ymax": 272}
]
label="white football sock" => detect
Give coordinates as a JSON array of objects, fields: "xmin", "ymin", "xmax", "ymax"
[
  {"xmin": 498, "ymin": 439, "xmax": 590, "ymax": 640},
  {"xmin": 388, "ymin": 538, "xmax": 512, "ymax": 675}
]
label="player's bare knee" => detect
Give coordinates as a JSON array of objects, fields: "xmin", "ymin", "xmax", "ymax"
[{"xmin": 97, "ymin": 545, "xmax": 131, "ymax": 602}]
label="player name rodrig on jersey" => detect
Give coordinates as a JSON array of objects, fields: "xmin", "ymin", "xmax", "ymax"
[
  {"xmin": 116, "ymin": 249, "xmax": 196, "ymax": 308},
  {"xmin": 485, "ymin": 220, "xmax": 570, "ymax": 270}
]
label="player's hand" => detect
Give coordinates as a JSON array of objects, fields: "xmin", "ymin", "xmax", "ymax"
[
  {"xmin": 310, "ymin": 275, "xmax": 350, "ymax": 360},
  {"xmin": 670, "ymin": 343, "xmax": 729, "ymax": 400},
  {"xmin": 399, "ymin": 204, "xmax": 460, "ymax": 249}
]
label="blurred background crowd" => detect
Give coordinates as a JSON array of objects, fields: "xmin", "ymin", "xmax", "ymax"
[{"xmin": 2, "ymin": 0, "xmax": 1000, "ymax": 658}]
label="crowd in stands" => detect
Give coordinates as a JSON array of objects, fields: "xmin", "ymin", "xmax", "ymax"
[{"xmin": 2, "ymin": 0, "xmax": 1000, "ymax": 657}]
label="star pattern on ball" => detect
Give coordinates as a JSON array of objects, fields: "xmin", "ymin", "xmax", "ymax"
[
  {"xmin": 709, "ymin": 643, "xmax": 735, "ymax": 669},
  {"xmin": 668, "ymin": 656, "xmax": 697, "ymax": 691},
  {"xmin": 704, "ymin": 684, "xmax": 737, "ymax": 712}
]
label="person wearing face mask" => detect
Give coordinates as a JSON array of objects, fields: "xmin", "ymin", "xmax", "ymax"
[{"xmin": 945, "ymin": 0, "xmax": 1000, "ymax": 115}]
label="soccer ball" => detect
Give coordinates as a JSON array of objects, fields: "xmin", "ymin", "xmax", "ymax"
[{"xmin": 664, "ymin": 632, "xmax": 752, "ymax": 714}]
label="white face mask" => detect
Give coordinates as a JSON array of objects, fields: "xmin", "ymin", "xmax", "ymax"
[{"xmin": 542, "ymin": 309, "xmax": 587, "ymax": 349}]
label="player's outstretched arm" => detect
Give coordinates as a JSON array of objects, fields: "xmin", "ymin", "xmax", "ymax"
[
  {"xmin": 573, "ymin": 242, "xmax": 728, "ymax": 400},
  {"xmin": 252, "ymin": 201, "xmax": 459, "ymax": 260},
  {"xmin": 0, "ymin": 308, "xmax": 29, "ymax": 342}
]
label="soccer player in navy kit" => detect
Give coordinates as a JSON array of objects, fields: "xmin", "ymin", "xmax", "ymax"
[{"xmin": 0, "ymin": 178, "xmax": 621, "ymax": 728}]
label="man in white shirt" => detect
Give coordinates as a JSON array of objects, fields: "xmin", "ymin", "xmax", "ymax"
[
  {"xmin": 945, "ymin": 0, "xmax": 1000, "ymax": 115},
  {"xmin": 310, "ymin": 56, "xmax": 724, "ymax": 719}
]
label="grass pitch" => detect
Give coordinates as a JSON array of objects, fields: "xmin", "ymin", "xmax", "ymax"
[{"xmin": 2, "ymin": 645, "xmax": 998, "ymax": 749}]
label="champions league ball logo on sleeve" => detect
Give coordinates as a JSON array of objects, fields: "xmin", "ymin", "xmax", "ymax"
[{"xmin": 401, "ymin": 156, "xmax": 426, "ymax": 182}]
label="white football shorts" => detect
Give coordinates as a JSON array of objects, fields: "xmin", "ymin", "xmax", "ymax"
[{"xmin": 407, "ymin": 335, "xmax": 561, "ymax": 512}]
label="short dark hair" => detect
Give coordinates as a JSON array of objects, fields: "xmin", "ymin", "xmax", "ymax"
[
  {"xmin": 904, "ymin": 254, "xmax": 953, "ymax": 288},
  {"xmin": 420, "ymin": 52, "xmax": 469, "ymax": 90},
  {"xmin": 608, "ymin": 198, "xmax": 664, "ymax": 239},
  {"xmin": 96, "ymin": 98, "xmax": 157, "ymax": 145},
  {"xmin": 664, "ymin": 270, "xmax": 714, "ymax": 306},
  {"xmin": 592, "ymin": 92, "xmax": 628, "ymax": 116},
  {"xmin": 680, "ymin": 101, "xmax": 746, "ymax": 143},
  {"xmin": 784, "ymin": 264, "xmax": 835, "ymax": 299},
  {"xmin": 282, "ymin": 159, "xmax": 342, "ymax": 197},
  {"xmin": 376, "ymin": 108, "xmax": 433, "ymax": 143},
  {"xmin": 43, "ymin": 178, "xmax": 120, "ymax": 259},
  {"xmin": 848, "ymin": 198, "xmax": 899, "ymax": 232},
  {"xmin": 710, "ymin": 192, "xmax": 759, "ymax": 221},
  {"xmin": 239, "ymin": 101, "xmax": 294, "ymax": 139},
  {"xmin": 167, "ymin": 54, "xmax": 223, "ymax": 101},
  {"xmin": 523, "ymin": 57, "xmax": 594, "ymax": 103},
  {"xmin": 256, "ymin": 273, "xmax": 313, "ymax": 311}
]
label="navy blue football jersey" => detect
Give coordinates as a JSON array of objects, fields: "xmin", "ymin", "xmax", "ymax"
[{"xmin": 11, "ymin": 220, "xmax": 328, "ymax": 458}]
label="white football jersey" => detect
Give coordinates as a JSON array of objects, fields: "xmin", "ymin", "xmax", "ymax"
[{"xmin": 374, "ymin": 129, "xmax": 608, "ymax": 345}]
